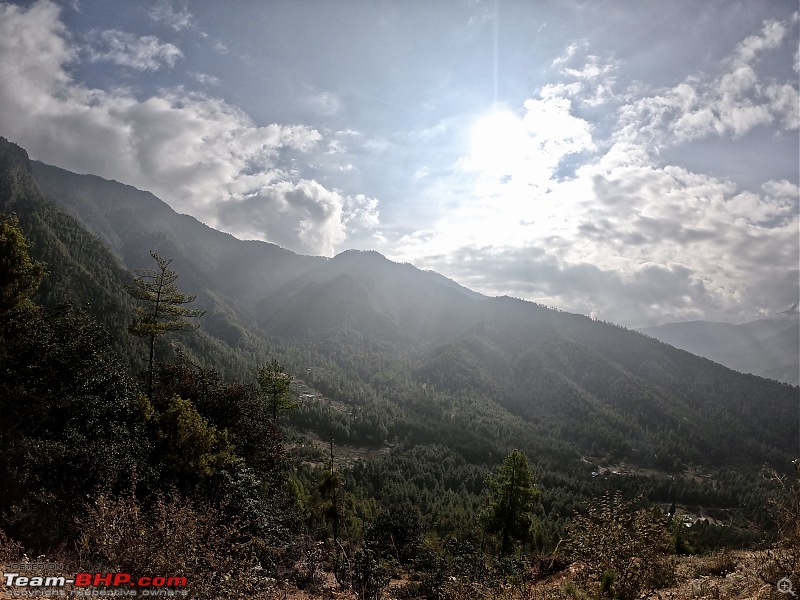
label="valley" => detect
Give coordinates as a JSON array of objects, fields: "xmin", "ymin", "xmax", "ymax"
[{"xmin": 1, "ymin": 136, "xmax": 798, "ymax": 598}]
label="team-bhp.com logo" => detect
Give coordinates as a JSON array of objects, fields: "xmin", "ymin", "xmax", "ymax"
[{"xmin": 3, "ymin": 571, "xmax": 188, "ymax": 596}]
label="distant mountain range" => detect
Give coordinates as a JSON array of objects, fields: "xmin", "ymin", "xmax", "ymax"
[
  {"xmin": 640, "ymin": 309, "xmax": 799, "ymax": 385},
  {"xmin": 1, "ymin": 136, "xmax": 798, "ymax": 518}
]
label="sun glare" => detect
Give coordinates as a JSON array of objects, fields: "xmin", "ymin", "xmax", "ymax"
[{"xmin": 468, "ymin": 108, "xmax": 528, "ymax": 178}]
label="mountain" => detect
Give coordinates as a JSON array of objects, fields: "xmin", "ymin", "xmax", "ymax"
[
  {"xmin": 28, "ymin": 160, "xmax": 323, "ymax": 314},
  {"xmin": 256, "ymin": 248, "xmax": 487, "ymax": 344},
  {"xmin": 0, "ymin": 136, "xmax": 143, "ymax": 361},
  {"xmin": 262, "ymin": 257, "xmax": 798, "ymax": 468},
  {"xmin": 1, "ymin": 138, "xmax": 280, "ymax": 379},
  {"xmin": 640, "ymin": 311, "xmax": 799, "ymax": 386},
  {"xmin": 2, "ymin": 136, "xmax": 799, "ymax": 539}
]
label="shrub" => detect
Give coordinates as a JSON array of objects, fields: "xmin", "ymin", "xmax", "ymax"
[
  {"xmin": 759, "ymin": 468, "xmax": 800, "ymax": 590},
  {"xmin": 566, "ymin": 493, "xmax": 675, "ymax": 600},
  {"xmin": 335, "ymin": 547, "xmax": 390, "ymax": 600},
  {"xmin": 76, "ymin": 490, "xmax": 277, "ymax": 600},
  {"xmin": 365, "ymin": 505, "xmax": 423, "ymax": 564}
]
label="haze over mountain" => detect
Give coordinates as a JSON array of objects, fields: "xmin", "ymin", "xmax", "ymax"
[
  {"xmin": 641, "ymin": 310, "xmax": 799, "ymax": 386},
  {"xmin": 3, "ymin": 137, "xmax": 797, "ymax": 483},
  {"xmin": 28, "ymin": 144, "xmax": 800, "ymax": 390}
]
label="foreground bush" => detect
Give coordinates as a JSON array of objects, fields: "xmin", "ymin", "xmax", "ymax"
[
  {"xmin": 567, "ymin": 492, "xmax": 675, "ymax": 600},
  {"xmin": 759, "ymin": 468, "xmax": 800, "ymax": 590},
  {"xmin": 77, "ymin": 490, "xmax": 277, "ymax": 600}
]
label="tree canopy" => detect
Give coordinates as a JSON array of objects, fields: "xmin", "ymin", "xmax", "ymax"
[{"xmin": 0, "ymin": 212, "xmax": 46, "ymax": 316}]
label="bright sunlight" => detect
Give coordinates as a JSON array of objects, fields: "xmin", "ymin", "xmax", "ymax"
[{"xmin": 467, "ymin": 108, "xmax": 529, "ymax": 178}]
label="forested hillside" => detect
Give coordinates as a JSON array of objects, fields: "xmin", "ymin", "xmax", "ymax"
[
  {"xmin": 1, "ymin": 136, "xmax": 798, "ymax": 599},
  {"xmin": 20, "ymin": 139, "xmax": 800, "ymax": 475}
]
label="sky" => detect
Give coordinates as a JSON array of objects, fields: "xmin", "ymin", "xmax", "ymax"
[{"xmin": 0, "ymin": 0, "xmax": 797, "ymax": 328}]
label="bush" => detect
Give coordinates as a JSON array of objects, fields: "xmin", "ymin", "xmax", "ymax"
[
  {"xmin": 566, "ymin": 493, "xmax": 675, "ymax": 599},
  {"xmin": 335, "ymin": 547, "xmax": 390, "ymax": 600},
  {"xmin": 759, "ymin": 468, "xmax": 800, "ymax": 590},
  {"xmin": 365, "ymin": 505, "xmax": 423, "ymax": 564},
  {"xmin": 76, "ymin": 490, "xmax": 277, "ymax": 600}
]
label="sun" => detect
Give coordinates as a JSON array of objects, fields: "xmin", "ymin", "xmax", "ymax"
[{"xmin": 467, "ymin": 108, "xmax": 528, "ymax": 178}]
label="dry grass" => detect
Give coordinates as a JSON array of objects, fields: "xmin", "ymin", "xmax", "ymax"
[
  {"xmin": 2, "ymin": 526, "xmax": 795, "ymax": 600},
  {"xmin": 273, "ymin": 551, "xmax": 793, "ymax": 600},
  {"xmin": 0, "ymin": 551, "xmax": 791, "ymax": 600}
]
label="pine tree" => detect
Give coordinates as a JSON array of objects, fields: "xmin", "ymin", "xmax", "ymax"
[
  {"xmin": 126, "ymin": 251, "xmax": 205, "ymax": 399},
  {"xmin": 482, "ymin": 449, "xmax": 538, "ymax": 556},
  {"xmin": 257, "ymin": 359, "xmax": 297, "ymax": 421}
]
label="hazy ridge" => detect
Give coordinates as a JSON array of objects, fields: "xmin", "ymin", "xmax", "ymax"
[{"xmin": 2, "ymin": 136, "xmax": 798, "ymax": 550}]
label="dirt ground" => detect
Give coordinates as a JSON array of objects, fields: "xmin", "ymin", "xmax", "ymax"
[
  {"xmin": 268, "ymin": 550, "xmax": 794, "ymax": 600},
  {"xmin": 1, "ymin": 551, "xmax": 794, "ymax": 599}
]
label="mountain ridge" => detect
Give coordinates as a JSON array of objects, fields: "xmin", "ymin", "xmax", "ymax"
[
  {"xmin": 29, "ymin": 159, "xmax": 324, "ymax": 312},
  {"xmin": 2, "ymin": 136, "xmax": 798, "ymax": 539},
  {"xmin": 640, "ymin": 312, "xmax": 799, "ymax": 385}
]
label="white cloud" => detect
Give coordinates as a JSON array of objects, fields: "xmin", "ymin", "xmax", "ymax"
[
  {"xmin": 0, "ymin": 0, "xmax": 375, "ymax": 257},
  {"xmin": 555, "ymin": 48, "xmax": 614, "ymax": 82},
  {"xmin": 191, "ymin": 71, "xmax": 220, "ymax": 86},
  {"xmin": 0, "ymin": 0, "xmax": 75, "ymax": 97},
  {"xmin": 85, "ymin": 29, "xmax": 182, "ymax": 70},
  {"xmin": 521, "ymin": 95, "xmax": 595, "ymax": 165},
  {"xmin": 414, "ymin": 166, "xmax": 430, "ymax": 179},
  {"xmin": 344, "ymin": 194, "xmax": 380, "ymax": 230},
  {"xmin": 736, "ymin": 18, "xmax": 788, "ymax": 64},
  {"xmin": 551, "ymin": 42, "xmax": 581, "ymax": 69},
  {"xmin": 550, "ymin": 42, "xmax": 618, "ymax": 106},
  {"xmin": 765, "ymin": 83, "xmax": 800, "ymax": 129},
  {"xmin": 395, "ymin": 156, "xmax": 798, "ymax": 326},
  {"xmin": 392, "ymin": 17, "xmax": 799, "ymax": 327},
  {"xmin": 149, "ymin": 0, "xmax": 192, "ymax": 31},
  {"xmin": 217, "ymin": 180, "xmax": 347, "ymax": 256},
  {"xmin": 617, "ymin": 15, "xmax": 799, "ymax": 147},
  {"xmin": 458, "ymin": 96, "xmax": 594, "ymax": 192}
]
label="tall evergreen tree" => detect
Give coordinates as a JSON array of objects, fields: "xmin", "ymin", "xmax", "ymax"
[
  {"xmin": 482, "ymin": 449, "xmax": 538, "ymax": 556},
  {"xmin": 126, "ymin": 251, "xmax": 205, "ymax": 399},
  {"xmin": 257, "ymin": 359, "xmax": 296, "ymax": 421}
]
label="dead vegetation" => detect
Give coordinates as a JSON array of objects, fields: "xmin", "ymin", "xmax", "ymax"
[{"xmin": 267, "ymin": 551, "xmax": 792, "ymax": 600}]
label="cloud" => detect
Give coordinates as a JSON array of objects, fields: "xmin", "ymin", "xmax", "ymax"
[
  {"xmin": 304, "ymin": 91, "xmax": 342, "ymax": 116},
  {"xmin": 549, "ymin": 42, "xmax": 619, "ymax": 107},
  {"xmin": 736, "ymin": 18, "xmax": 789, "ymax": 64},
  {"xmin": 149, "ymin": 0, "xmax": 192, "ymax": 31},
  {"xmin": 344, "ymin": 194, "xmax": 380, "ymax": 230},
  {"xmin": 552, "ymin": 41, "xmax": 615, "ymax": 82},
  {"xmin": 217, "ymin": 186, "xmax": 381, "ymax": 255},
  {"xmin": 216, "ymin": 184, "xmax": 379, "ymax": 255},
  {"xmin": 392, "ymin": 16, "xmax": 798, "ymax": 327},
  {"xmin": 0, "ymin": 0, "xmax": 377, "ymax": 257},
  {"xmin": 85, "ymin": 29, "xmax": 182, "ymax": 70},
  {"xmin": 393, "ymin": 235, "xmax": 719, "ymax": 324},
  {"xmin": 0, "ymin": 0, "xmax": 74, "ymax": 95},
  {"xmin": 457, "ymin": 96, "xmax": 594, "ymax": 192},
  {"xmin": 521, "ymin": 95, "xmax": 595, "ymax": 168},
  {"xmin": 191, "ymin": 71, "xmax": 220, "ymax": 86},
  {"xmin": 217, "ymin": 180, "xmax": 347, "ymax": 256},
  {"xmin": 396, "ymin": 185, "xmax": 798, "ymax": 326},
  {"xmin": 617, "ymin": 15, "xmax": 798, "ymax": 147}
]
